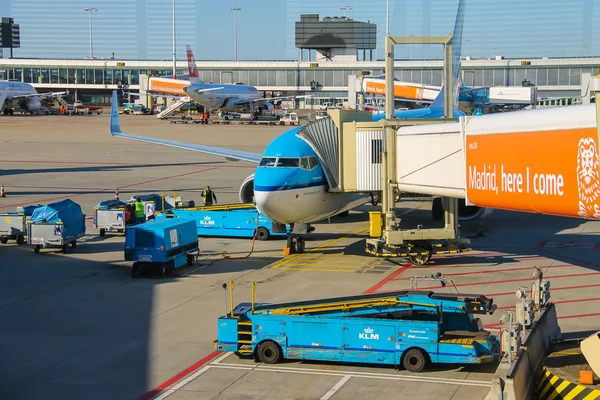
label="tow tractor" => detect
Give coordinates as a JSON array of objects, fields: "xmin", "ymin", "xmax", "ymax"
[{"xmin": 216, "ymin": 284, "xmax": 500, "ymax": 372}]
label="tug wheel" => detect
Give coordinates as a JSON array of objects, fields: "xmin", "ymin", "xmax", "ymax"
[
  {"xmin": 403, "ymin": 348, "xmax": 428, "ymax": 373},
  {"xmin": 256, "ymin": 341, "xmax": 282, "ymax": 364}
]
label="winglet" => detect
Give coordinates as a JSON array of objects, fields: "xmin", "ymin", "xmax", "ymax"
[
  {"xmin": 186, "ymin": 45, "xmax": 203, "ymax": 84},
  {"xmin": 110, "ymin": 90, "xmax": 122, "ymax": 135}
]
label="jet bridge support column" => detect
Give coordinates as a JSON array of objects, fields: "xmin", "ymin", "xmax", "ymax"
[{"xmin": 365, "ymin": 34, "xmax": 469, "ymax": 264}]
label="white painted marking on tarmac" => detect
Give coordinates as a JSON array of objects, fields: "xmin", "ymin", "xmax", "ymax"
[
  {"xmin": 153, "ymin": 365, "xmax": 211, "ymax": 400},
  {"xmin": 256, "ymin": 364, "xmax": 491, "ymax": 386},
  {"xmin": 211, "ymin": 351, "xmax": 234, "ymax": 365},
  {"xmin": 320, "ymin": 375, "xmax": 351, "ymax": 400}
]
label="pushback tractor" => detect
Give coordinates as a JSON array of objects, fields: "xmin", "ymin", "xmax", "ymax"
[{"xmin": 216, "ymin": 284, "xmax": 500, "ymax": 372}]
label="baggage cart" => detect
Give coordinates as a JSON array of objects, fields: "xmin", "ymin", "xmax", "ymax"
[
  {"xmin": 0, "ymin": 212, "xmax": 27, "ymax": 244},
  {"xmin": 1, "ymin": 204, "xmax": 43, "ymax": 245},
  {"xmin": 93, "ymin": 200, "xmax": 135, "ymax": 236},
  {"xmin": 154, "ymin": 203, "xmax": 288, "ymax": 240},
  {"xmin": 27, "ymin": 199, "xmax": 86, "ymax": 254},
  {"xmin": 125, "ymin": 218, "xmax": 199, "ymax": 277}
]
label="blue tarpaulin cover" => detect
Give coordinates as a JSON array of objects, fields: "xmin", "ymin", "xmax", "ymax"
[
  {"xmin": 30, "ymin": 199, "xmax": 86, "ymax": 238},
  {"xmin": 97, "ymin": 200, "xmax": 129, "ymax": 210},
  {"xmin": 21, "ymin": 205, "xmax": 42, "ymax": 216}
]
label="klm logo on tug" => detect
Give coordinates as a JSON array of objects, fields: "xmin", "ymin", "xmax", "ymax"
[{"xmin": 359, "ymin": 327, "xmax": 379, "ymax": 340}]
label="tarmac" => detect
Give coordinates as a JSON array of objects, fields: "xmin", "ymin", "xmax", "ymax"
[{"xmin": 1, "ymin": 114, "xmax": 599, "ymax": 399}]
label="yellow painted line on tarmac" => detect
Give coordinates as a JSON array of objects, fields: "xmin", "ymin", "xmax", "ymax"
[
  {"xmin": 271, "ymin": 225, "xmax": 369, "ymax": 271},
  {"xmin": 275, "ymin": 267, "xmax": 357, "ymax": 273}
]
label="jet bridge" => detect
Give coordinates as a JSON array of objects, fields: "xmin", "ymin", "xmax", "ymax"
[{"xmin": 295, "ymin": 34, "xmax": 470, "ymax": 264}]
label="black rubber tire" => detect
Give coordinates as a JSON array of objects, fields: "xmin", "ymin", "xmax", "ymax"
[
  {"xmin": 256, "ymin": 341, "xmax": 282, "ymax": 364},
  {"xmin": 16, "ymin": 235, "xmax": 24, "ymax": 245},
  {"xmin": 186, "ymin": 254, "xmax": 195, "ymax": 266},
  {"xmin": 62, "ymin": 244, "xmax": 68, "ymax": 254},
  {"xmin": 403, "ymin": 348, "xmax": 428, "ymax": 373},
  {"xmin": 132, "ymin": 262, "xmax": 141, "ymax": 278},
  {"xmin": 34, "ymin": 245, "xmax": 40, "ymax": 253},
  {"xmin": 255, "ymin": 227, "xmax": 270, "ymax": 241},
  {"xmin": 99, "ymin": 228, "xmax": 106, "ymax": 237},
  {"xmin": 296, "ymin": 237, "xmax": 305, "ymax": 253},
  {"xmin": 432, "ymin": 197, "xmax": 444, "ymax": 221},
  {"xmin": 0, "ymin": 237, "xmax": 8, "ymax": 244},
  {"xmin": 409, "ymin": 242, "xmax": 432, "ymax": 266},
  {"xmin": 71, "ymin": 241, "xmax": 77, "ymax": 248}
]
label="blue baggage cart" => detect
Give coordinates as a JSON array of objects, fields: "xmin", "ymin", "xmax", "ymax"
[
  {"xmin": 154, "ymin": 203, "xmax": 288, "ymax": 240},
  {"xmin": 27, "ymin": 199, "xmax": 86, "ymax": 253},
  {"xmin": 125, "ymin": 218, "xmax": 199, "ymax": 277}
]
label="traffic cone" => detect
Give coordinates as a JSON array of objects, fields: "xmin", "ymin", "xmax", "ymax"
[
  {"xmin": 114, "ymin": 188, "xmax": 119, "ymax": 200},
  {"xmin": 0, "ymin": 185, "xmax": 5, "ymax": 197}
]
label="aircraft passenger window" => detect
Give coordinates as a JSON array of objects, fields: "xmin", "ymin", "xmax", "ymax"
[
  {"xmin": 276, "ymin": 158, "xmax": 300, "ymax": 168},
  {"xmin": 300, "ymin": 157, "xmax": 310, "ymax": 170},
  {"xmin": 259, "ymin": 157, "xmax": 277, "ymax": 167},
  {"xmin": 308, "ymin": 156, "xmax": 318, "ymax": 170}
]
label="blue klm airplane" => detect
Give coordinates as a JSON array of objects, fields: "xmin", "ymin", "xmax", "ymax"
[{"xmin": 109, "ymin": 0, "xmax": 484, "ymax": 251}]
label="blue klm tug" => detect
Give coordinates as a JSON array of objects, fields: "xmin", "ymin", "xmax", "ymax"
[{"xmin": 216, "ymin": 289, "xmax": 500, "ymax": 372}]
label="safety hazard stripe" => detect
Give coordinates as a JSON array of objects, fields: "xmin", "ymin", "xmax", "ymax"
[{"xmin": 537, "ymin": 367, "xmax": 600, "ymax": 400}]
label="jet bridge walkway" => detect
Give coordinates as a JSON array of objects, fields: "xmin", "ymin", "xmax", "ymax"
[{"xmin": 295, "ymin": 110, "xmax": 470, "ymax": 264}]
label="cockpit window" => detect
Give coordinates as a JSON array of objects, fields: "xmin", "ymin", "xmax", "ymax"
[
  {"xmin": 259, "ymin": 157, "xmax": 277, "ymax": 167},
  {"xmin": 276, "ymin": 158, "xmax": 299, "ymax": 168},
  {"xmin": 300, "ymin": 157, "xmax": 310, "ymax": 170},
  {"xmin": 308, "ymin": 156, "xmax": 318, "ymax": 170}
]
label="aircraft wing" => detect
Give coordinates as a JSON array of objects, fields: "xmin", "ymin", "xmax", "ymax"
[
  {"xmin": 252, "ymin": 95, "xmax": 312, "ymax": 104},
  {"xmin": 108, "ymin": 90, "xmax": 261, "ymax": 164}
]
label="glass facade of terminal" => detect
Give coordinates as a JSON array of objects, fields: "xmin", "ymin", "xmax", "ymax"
[{"xmin": 2, "ymin": 64, "xmax": 595, "ymax": 89}]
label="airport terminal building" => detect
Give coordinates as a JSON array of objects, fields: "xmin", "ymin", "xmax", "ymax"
[{"xmin": 0, "ymin": 56, "xmax": 597, "ymax": 107}]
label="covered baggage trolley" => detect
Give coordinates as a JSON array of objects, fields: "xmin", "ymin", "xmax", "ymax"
[
  {"xmin": 27, "ymin": 199, "xmax": 86, "ymax": 253},
  {"xmin": 94, "ymin": 200, "xmax": 135, "ymax": 236},
  {"xmin": 125, "ymin": 218, "xmax": 198, "ymax": 277}
]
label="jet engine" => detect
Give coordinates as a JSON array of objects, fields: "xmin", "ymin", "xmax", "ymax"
[
  {"xmin": 21, "ymin": 98, "xmax": 41, "ymax": 113},
  {"xmin": 239, "ymin": 174, "xmax": 255, "ymax": 204}
]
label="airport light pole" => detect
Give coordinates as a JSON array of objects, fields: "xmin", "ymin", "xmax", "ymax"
[
  {"xmin": 465, "ymin": 39, "xmax": 470, "ymax": 58},
  {"xmin": 172, "ymin": 0, "xmax": 176, "ymax": 78},
  {"xmin": 84, "ymin": 8, "xmax": 97, "ymax": 59},
  {"xmin": 231, "ymin": 6, "xmax": 241, "ymax": 61},
  {"xmin": 409, "ymin": 34, "xmax": 415, "ymax": 60},
  {"xmin": 339, "ymin": 6, "xmax": 352, "ymax": 18}
]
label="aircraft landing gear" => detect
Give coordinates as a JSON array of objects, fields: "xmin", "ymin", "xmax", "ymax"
[
  {"xmin": 284, "ymin": 223, "xmax": 313, "ymax": 254},
  {"xmin": 286, "ymin": 234, "xmax": 306, "ymax": 254}
]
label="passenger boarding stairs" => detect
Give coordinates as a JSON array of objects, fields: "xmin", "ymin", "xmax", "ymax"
[
  {"xmin": 230, "ymin": 290, "xmax": 497, "ymax": 355},
  {"xmin": 156, "ymin": 97, "xmax": 192, "ymax": 119}
]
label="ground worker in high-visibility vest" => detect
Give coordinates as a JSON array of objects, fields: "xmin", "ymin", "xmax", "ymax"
[
  {"xmin": 134, "ymin": 197, "xmax": 146, "ymax": 223},
  {"xmin": 201, "ymin": 186, "xmax": 217, "ymax": 206}
]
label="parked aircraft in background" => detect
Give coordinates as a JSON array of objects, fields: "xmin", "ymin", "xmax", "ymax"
[
  {"xmin": 182, "ymin": 45, "xmax": 310, "ymax": 113},
  {"xmin": 0, "ymin": 81, "xmax": 68, "ymax": 115}
]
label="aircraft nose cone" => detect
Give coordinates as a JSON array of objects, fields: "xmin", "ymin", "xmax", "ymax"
[{"xmin": 254, "ymin": 190, "xmax": 283, "ymax": 223}]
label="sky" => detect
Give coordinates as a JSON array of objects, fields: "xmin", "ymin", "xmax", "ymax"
[{"xmin": 0, "ymin": 0, "xmax": 598, "ymax": 60}]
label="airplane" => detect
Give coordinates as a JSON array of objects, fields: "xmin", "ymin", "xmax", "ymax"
[
  {"xmin": 0, "ymin": 81, "xmax": 68, "ymax": 115},
  {"xmin": 182, "ymin": 45, "xmax": 310, "ymax": 113},
  {"xmin": 109, "ymin": 0, "xmax": 485, "ymax": 253}
]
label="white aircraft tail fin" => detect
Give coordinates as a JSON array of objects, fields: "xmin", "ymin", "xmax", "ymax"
[
  {"xmin": 186, "ymin": 45, "xmax": 203, "ymax": 84},
  {"xmin": 430, "ymin": 0, "xmax": 466, "ymax": 112}
]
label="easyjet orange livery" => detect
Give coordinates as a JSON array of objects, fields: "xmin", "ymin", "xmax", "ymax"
[{"xmin": 463, "ymin": 104, "xmax": 599, "ymax": 219}]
